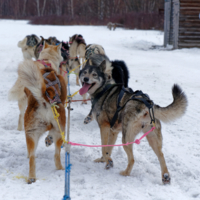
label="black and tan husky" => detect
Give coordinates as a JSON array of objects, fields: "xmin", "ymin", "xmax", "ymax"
[
  {"xmin": 81, "ymin": 54, "xmax": 131, "ymax": 124},
  {"xmin": 79, "ymin": 60, "xmax": 187, "ymax": 184}
]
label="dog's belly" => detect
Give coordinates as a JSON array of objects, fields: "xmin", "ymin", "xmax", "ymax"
[{"xmin": 36, "ymin": 105, "xmax": 54, "ymax": 123}]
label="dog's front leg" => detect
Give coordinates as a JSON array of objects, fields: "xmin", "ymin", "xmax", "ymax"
[
  {"xmin": 84, "ymin": 109, "xmax": 93, "ymax": 124},
  {"xmin": 94, "ymin": 123, "xmax": 113, "ymax": 169},
  {"xmin": 52, "ymin": 130, "xmax": 64, "ymax": 170}
]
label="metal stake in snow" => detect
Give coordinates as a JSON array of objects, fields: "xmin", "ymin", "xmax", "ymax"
[{"xmin": 63, "ymin": 70, "xmax": 72, "ymax": 200}]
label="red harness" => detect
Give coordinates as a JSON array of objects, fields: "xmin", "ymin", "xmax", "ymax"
[{"xmin": 37, "ymin": 60, "xmax": 52, "ymax": 68}]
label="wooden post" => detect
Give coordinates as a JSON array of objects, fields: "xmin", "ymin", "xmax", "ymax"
[
  {"xmin": 173, "ymin": 0, "xmax": 180, "ymax": 49},
  {"xmin": 164, "ymin": 0, "xmax": 172, "ymax": 47}
]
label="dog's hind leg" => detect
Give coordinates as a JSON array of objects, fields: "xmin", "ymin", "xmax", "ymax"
[
  {"xmin": 26, "ymin": 133, "xmax": 39, "ymax": 184},
  {"xmin": 51, "ymin": 129, "xmax": 64, "ymax": 170},
  {"xmin": 17, "ymin": 96, "xmax": 27, "ymax": 131},
  {"xmin": 144, "ymin": 120, "xmax": 170, "ymax": 184}
]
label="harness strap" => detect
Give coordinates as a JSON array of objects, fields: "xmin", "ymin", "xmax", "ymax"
[
  {"xmin": 43, "ymin": 72, "xmax": 62, "ymax": 104},
  {"xmin": 91, "ymin": 84, "xmax": 121, "ymax": 110},
  {"xmin": 110, "ymin": 87, "xmax": 155, "ymax": 128},
  {"xmin": 110, "ymin": 88, "xmax": 126, "ymax": 128},
  {"xmin": 37, "ymin": 59, "xmax": 51, "ymax": 68}
]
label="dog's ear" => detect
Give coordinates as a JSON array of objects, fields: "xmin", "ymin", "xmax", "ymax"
[
  {"xmin": 85, "ymin": 44, "xmax": 91, "ymax": 50},
  {"xmin": 43, "ymin": 41, "xmax": 49, "ymax": 50},
  {"xmin": 99, "ymin": 60, "xmax": 106, "ymax": 72},
  {"xmin": 56, "ymin": 43, "xmax": 62, "ymax": 52},
  {"xmin": 85, "ymin": 59, "xmax": 93, "ymax": 66}
]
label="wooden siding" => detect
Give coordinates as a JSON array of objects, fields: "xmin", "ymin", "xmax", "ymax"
[
  {"xmin": 179, "ymin": 0, "xmax": 200, "ymax": 48},
  {"xmin": 164, "ymin": 0, "xmax": 200, "ymax": 49}
]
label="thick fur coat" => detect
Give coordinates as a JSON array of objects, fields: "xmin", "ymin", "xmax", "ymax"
[{"xmin": 79, "ymin": 60, "xmax": 188, "ymax": 184}]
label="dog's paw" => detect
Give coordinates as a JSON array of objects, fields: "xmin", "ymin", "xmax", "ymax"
[
  {"xmin": 17, "ymin": 127, "xmax": 23, "ymax": 131},
  {"xmin": 56, "ymin": 165, "xmax": 64, "ymax": 170},
  {"xmin": 81, "ymin": 101, "xmax": 87, "ymax": 105},
  {"xmin": 94, "ymin": 157, "xmax": 105, "ymax": 163},
  {"xmin": 45, "ymin": 135, "xmax": 53, "ymax": 147},
  {"xmin": 120, "ymin": 170, "xmax": 130, "ymax": 176},
  {"xmin": 105, "ymin": 159, "xmax": 113, "ymax": 169},
  {"xmin": 162, "ymin": 173, "xmax": 171, "ymax": 185},
  {"xmin": 84, "ymin": 116, "xmax": 92, "ymax": 124},
  {"xmin": 28, "ymin": 178, "xmax": 36, "ymax": 184}
]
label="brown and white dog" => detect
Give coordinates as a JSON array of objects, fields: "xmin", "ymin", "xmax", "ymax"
[
  {"xmin": 18, "ymin": 57, "xmax": 66, "ymax": 184},
  {"xmin": 34, "ymin": 36, "xmax": 61, "ymax": 60},
  {"xmin": 9, "ymin": 42, "xmax": 63, "ymax": 131},
  {"xmin": 18, "ymin": 34, "xmax": 40, "ymax": 60}
]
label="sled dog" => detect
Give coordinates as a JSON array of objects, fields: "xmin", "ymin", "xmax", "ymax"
[
  {"xmin": 107, "ymin": 22, "xmax": 124, "ymax": 31},
  {"xmin": 18, "ymin": 34, "xmax": 40, "ymax": 60},
  {"xmin": 34, "ymin": 36, "xmax": 60, "ymax": 59},
  {"xmin": 59, "ymin": 42, "xmax": 80, "ymax": 86},
  {"xmin": 81, "ymin": 54, "xmax": 130, "ymax": 124},
  {"xmin": 18, "ymin": 57, "xmax": 66, "ymax": 184},
  {"xmin": 79, "ymin": 60, "xmax": 188, "ymax": 184},
  {"xmin": 8, "ymin": 42, "xmax": 63, "ymax": 131},
  {"xmin": 85, "ymin": 44, "xmax": 105, "ymax": 60},
  {"xmin": 69, "ymin": 34, "xmax": 86, "ymax": 65}
]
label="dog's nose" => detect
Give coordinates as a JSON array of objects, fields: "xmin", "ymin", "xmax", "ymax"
[{"xmin": 84, "ymin": 77, "xmax": 89, "ymax": 82}]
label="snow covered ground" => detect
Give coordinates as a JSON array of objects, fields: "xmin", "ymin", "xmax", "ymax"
[{"xmin": 0, "ymin": 20, "xmax": 200, "ymax": 200}]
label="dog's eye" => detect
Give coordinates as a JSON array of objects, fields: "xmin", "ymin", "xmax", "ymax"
[
  {"xmin": 84, "ymin": 71, "xmax": 87, "ymax": 74},
  {"xmin": 93, "ymin": 73, "xmax": 97, "ymax": 77}
]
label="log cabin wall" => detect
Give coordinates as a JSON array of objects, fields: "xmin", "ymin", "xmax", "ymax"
[
  {"xmin": 179, "ymin": 0, "xmax": 200, "ymax": 48},
  {"xmin": 164, "ymin": 0, "xmax": 200, "ymax": 49}
]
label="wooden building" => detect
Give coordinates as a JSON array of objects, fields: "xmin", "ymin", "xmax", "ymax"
[{"xmin": 164, "ymin": 0, "xmax": 200, "ymax": 49}]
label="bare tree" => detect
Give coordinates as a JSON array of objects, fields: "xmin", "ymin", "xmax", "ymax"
[
  {"xmin": 41, "ymin": 0, "xmax": 47, "ymax": 16},
  {"xmin": 71, "ymin": 0, "xmax": 74, "ymax": 18},
  {"xmin": 22, "ymin": 0, "xmax": 28, "ymax": 16},
  {"xmin": 54, "ymin": 0, "xmax": 62, "ymax": 15}
]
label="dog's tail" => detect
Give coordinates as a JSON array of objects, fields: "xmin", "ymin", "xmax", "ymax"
[
  {"xmin": 18, "ymin": 60, "xmax": 45, "ymax": 103},
  {"xmin": 154, "ymin": 84, "xmax": 187, "ymax": 123},
  {"xmin": 112, "ymin": 60, "xmax": 130, "ymax": 87}
]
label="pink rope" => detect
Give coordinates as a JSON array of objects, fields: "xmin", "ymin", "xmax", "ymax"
[
  {"xmin": 68, "ymin": 127, "xmax": 155, "ymax": 147},
  {"xmin": 59, "ymin": 67, "xmax": 68, "ymax": 77}
]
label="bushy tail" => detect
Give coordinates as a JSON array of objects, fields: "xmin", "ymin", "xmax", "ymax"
[
  {"xmin": 18, "ymin": 60, "xmax": 45, "ymax": 103},
  {"xmin": 154, "ymin": 84, "xmax": 187, "ymax": 123},
  {"xmin": 112, "ymin": 60, "xmax": 130, "ymax": 87}
]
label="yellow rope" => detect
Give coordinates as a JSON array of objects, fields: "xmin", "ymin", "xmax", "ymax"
[
  {"xmin": 69, "ymin": 59, "xmax": 87, "ymax": 74},
  {"xmin": 51, "ymin": 105, "xmax": 67, "ymax": 144},
  {"xmin": 65, "ymin": 89, "xmax": 80, "ymax": 107}
]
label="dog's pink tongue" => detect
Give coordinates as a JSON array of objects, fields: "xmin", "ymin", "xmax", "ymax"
[{"xmin": 79, "ymin": 83, "xmax": 91, "ymax": 95}]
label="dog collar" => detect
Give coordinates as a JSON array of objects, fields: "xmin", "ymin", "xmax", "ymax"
[{"xmin": 37, "ymin": 59, "xmax": 52, "ymax": 68}]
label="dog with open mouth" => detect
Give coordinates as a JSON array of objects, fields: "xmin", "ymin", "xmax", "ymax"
[
  {"xmin": 79, "ymin": 60, "xmax": 188, "ymax": 184},
  {"xmin": 81, "ymin": 54, "xmax": 131, "ymax": 124}
]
